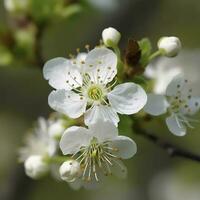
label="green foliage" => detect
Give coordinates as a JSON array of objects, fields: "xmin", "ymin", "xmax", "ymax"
[
  {"xmin": 29, "ymin": 0, "xmax": 58, "ymax": 22},
  {"xmin": 0, "ymin": 45, "xmax": 13, "ymax": 66},
  {"xmin": 55, "ymin": 4, "xmax": 82, "ymax": 19},
  {"xmin": 138, "ymin": 38, "xmax": 152, "ymax": 67}
]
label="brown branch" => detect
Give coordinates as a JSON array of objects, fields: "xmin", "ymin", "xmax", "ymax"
[
  {"xmin": 34, "ymin": 22, "xmax": 46, "ymax": 68},
  {"xmin": 134, "ymin": 122, "xmax": 200, "ymax": 162}
]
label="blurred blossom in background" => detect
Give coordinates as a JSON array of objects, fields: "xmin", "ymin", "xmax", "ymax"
[
  {"xmin": 145, "ymin": 50, "xmax": 200, "ymax": 95},
  {"xmin": 0, "ymin": 0, "xmax": 200, "ymax": 200}
]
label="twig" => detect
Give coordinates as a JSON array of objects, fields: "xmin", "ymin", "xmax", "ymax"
[
  {"xmin": 34, "ymin": 22, "xmax": 46, "ymax": 68},
  {"xmin": 134, "ymin": 123, "xmax": 200, "ymax": 162}
]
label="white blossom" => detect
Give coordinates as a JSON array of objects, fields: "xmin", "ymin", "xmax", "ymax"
[
  {"xmin": 43, "ymin": 47, "xmax": 147, "ymax": 126},
  {"xmin": 144, "ymin": 74, "xmax": 200, "ymax": 136},
  {"xmin": 24, "ymin": 155, "xmax": 49, "ymax": 179},
  {"xmin": 144, "ymin": 58, "xmax": 182, "ymax": 94},
  {"xmin": 48, "ymin": 118, "xmax": 66, "ymax": 139},
  {"xmin": 59, "ymin": 160, "xmax": 82, "ymax": 182},
  {"xmin": 145, "ymin": 50, "xmax": 200, "ymax": 95},
  {"xmin": 18, "ymin": 117, "xmax": 58, "ymax": 162},
  {"xmin": 59, "ymin": 120, "xmax": 137, "ymax": 185},
  {"xmin": 102, "ymin": 27, "xmax": 121, "ymax": 47},
  {"xmin": 158, "ymin": 36, "xmax": 181, "ymax": 57}
]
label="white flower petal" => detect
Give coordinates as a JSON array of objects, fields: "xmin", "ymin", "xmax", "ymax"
[
  {"xmin": 83, "ymin": 178, "xmax": 102, "ymax": 190},
  {"xmin": 43, "ymin": 57, "xmax": 82, "ymax": 90},
  {"xmin": 75, "ymin": 53, "xmax": 87, "ymax": 69},
  {"xmin": 111, "ymin": 135, "xmax": 137, "ymax": 159},
  {"xmin": 166, "ymin": 74, "xmax": 185, "ymax": 96},
  {"xmin": 111, "ymin": 159, "xmax": 127, "ymax": 179},
  {"xmin": 187, "ymin": 97, "xmax": 200, "ymax": 114},
  {"xmin": 166, "ymin": 115, "xmax": 186, "ymax": 136},
  {"xmin": 60, "ymin": 126, "xmax": 91, "ymax": 155},
  {"xmin": 84, "ymin": 105, "xmax": 119, "ymax": 127},
  {"xmin": 69, "ymin": 178, "xmax": 83, "ymax": 190},
  {"xmin": 70, "ymin": 174, "xmax": 103, "ymax": 190},
  {"xmin": 48, "ymin": 90, "xmax": 87, "ymax": 118},
  {"xmin": 85, "ymin": 47, "xmax": 117, "ymax": 84},
  {"xmin": 107, "ymin": 82, "xmax": 147, "ymax": 115},
  {"xmin": 144, "ymin": 94, "xmax": 168, "ymax": 116},
  {"xmin": 88, "ymin": 120, "xmax": 118, "ymax": 142}
]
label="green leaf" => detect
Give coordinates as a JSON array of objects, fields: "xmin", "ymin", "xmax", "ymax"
[
  {"xmin": 58, "ymin": 4, "xmax": 82, "ymax": 18},
  {"xmin": 138, "ymin": 38, "xmax": 152, "ymax": 67}
]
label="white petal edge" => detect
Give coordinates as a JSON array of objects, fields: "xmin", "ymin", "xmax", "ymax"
[
  {"xmin": 144, "ymin": 93, "xmax": 169, "ymax": 116},
  {"xmin": 88, "ymin": 119, "xmax": 118, "ymax": 142},
  {"xmin": 107, "ymin": 82, "xmax": 147, "ymax": 115},
  {"xmin": 69, "ymin": 178, "xmax": 83, "ymax": 190},
  {"xmin": 84, "ymin": 104, "xmax": 119, "ymax": 127},
  {"xmin": 186, "ymin": 97, "xmax": 200, "ymax": 115},
  {"xmin": 166, "ymin": 115, "xmax": 186, "ymax": 136},
  {"xmin": 48, "ymin": 89, "xmax": 87, "ymax": 118},
  {"xmin": 43, "ymin": 57, "xmax": 82, "ymax": 90},
  {"xmin": 166, "ymin": 73, "xmax": 185, "ymax": 96},
  {"xmin": 111, "ymin": 135, "xmax": 137, "ymax": 159},
  {"xmin": 84, "ymin": 47, "xmax": 117, "ymax": 84},
  {"xmin": 60, "ymin": 126, "xmax": 91, "ymax": 155},
  {"xmin": 111, "ymin": 159, "xmax": 127, "ymax": 179}
]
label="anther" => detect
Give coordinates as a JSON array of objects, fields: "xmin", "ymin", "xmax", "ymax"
[
  {"xmin": 69, "ymin": 54, "xmax": 75, "ymax": 59},
  {"xmin": 85, "ymin": 44, "xmax": 90, "ymax": 52}
]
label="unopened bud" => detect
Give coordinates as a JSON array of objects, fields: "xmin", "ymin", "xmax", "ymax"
[
  {"xmin": 59, "ymin": 160, "xmax": 81, "ymax": 182},
  {"xmin": 158, "ymin": 36, "xmax": 181, "ymax": 57},
  {"xmin": 24, "ymin": 155, "xmax": 49, "ymax": 179},
  {"xmin": 102, "ymin": 27, "xmax": 121, "ymax": 47}
]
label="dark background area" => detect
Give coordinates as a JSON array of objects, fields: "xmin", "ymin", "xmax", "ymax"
[{"xmin": 0, "ymin": 0, "xmax": 200, "ymax": 199}]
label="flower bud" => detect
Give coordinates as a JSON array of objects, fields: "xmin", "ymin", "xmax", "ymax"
[
  {"xmin": 157, "ymin": 36, "xmax": 181, "ymax": 57},
  {"xmin": 102, "ymin": 27, "xmax": 121, "ymax": 47},
  {"xmin": 24, "ymin": 155, "xmax": 49, "ymax": 179},
  {"xmin": 49, "ymin": 120, "xmax": 65, "ymax": 139},
  {"xmin": 59, "ymin": 160, "xmax": 81, "ymax": 182}
]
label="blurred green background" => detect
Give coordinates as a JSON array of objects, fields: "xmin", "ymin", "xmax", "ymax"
[{"xmin": 0, "ymin": 0, "xmax": 200, "ymax": 200}]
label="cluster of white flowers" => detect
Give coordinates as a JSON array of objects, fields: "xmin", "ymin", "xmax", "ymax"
[
  {"xmin": 19, "ymin": 27, "xmax": 200, "ymax": 189},
  {"xmin": 19, "ymin": 116, "xmax": 66, "ymax": 179},
  {"xmin": 144, "ymin": 75, "xmax": 200, "ymax": 136},
  {"xmin": 41, "ymin": 27, "xmax": 146, "ymax": 187}
]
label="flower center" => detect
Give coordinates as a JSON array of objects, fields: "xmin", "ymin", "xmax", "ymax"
[
  {"xmin": 74, "ymin": 137, "xmax": 125, "ymax": 182},
  {"xmin": 87, "ymin": 85, "xmax": 103, "ymax": 101}
]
